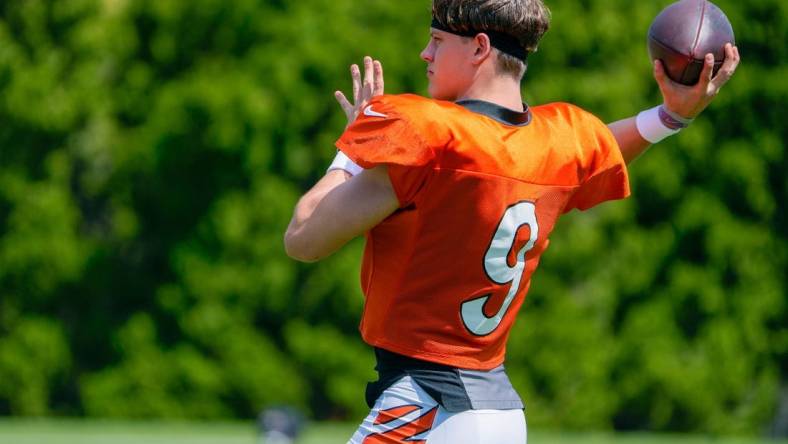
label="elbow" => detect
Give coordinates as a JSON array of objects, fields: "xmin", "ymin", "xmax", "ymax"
[{"xmin": 284, "ymin": 229, "xmax": 322, "ymax": 263}]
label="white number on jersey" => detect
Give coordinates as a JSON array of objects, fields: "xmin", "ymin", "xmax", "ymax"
[{"xmin": 461, "ymin": 201, "xmax": 539, "ymax": 336}]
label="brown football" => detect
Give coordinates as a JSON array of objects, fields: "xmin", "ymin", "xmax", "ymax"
[{"xmin": 647, "ymin": 0, "xmax": 735, "ymax": 85}]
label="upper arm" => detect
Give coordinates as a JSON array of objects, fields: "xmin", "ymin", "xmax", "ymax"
[{"xmin": 563, "ymin": 111, "xmax": 631, "ymax": 213}]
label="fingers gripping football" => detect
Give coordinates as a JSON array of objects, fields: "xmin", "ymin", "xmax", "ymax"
[
  {"xmin": 710, "ymin": 43, "xmax": 740, "ymax": 91},
  {"xmin": 335, "ymin": 56, "xmax": 385, "ymax": 126},
  {"xmin": 655, "ymin": 43, "xmax": 741, "ymax": 120}
]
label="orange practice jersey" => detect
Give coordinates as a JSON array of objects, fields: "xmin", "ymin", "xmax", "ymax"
[{"xmin": 336, "ymin": 94, "xmax": 629, "ymax": 370}]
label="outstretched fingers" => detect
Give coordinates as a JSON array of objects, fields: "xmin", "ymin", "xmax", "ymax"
[
  {"xmin": 351, "ymin": 64, "xmax": 361, "ymax": 103},
  {"xmin": 335, "ymin": 91, "xmax": 353, "ymax": 119},
  {"xmin": 363, "ymin": 56, "xmax": 374, "ymax": 100},
  {"xmin": 373, "ymin": 60, "xmax": 384, "ymax": 96},
  {"xmin": 335, "ymin": 56, "xmax": 386, "ymax": 126}
]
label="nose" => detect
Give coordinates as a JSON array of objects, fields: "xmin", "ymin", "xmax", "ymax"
[{"xmin": 420, "ymin": 41, "xmax": 434, "ymax": 63}]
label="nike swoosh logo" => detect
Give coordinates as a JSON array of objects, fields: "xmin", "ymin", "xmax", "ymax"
[{"xmin": 363, "ymin": 105, "xmax": 388, "ymax": 118}]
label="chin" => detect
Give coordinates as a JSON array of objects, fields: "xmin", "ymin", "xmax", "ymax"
[{"xmin": 428, "ymin": 86, "xmax": 455, "ymax": 102}]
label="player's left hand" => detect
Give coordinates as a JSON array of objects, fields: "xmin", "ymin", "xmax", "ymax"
[
  {"xmin": 655, "ymin": 42, "xmax": 740, "ymax": 119},
  {"xmin": 335, "ymin": 56, "xmax": 385, "ymax": 126}
]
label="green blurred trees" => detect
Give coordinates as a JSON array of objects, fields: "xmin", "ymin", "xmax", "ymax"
[{"xmin": 0, "ymin": 0, "xmax": 784, "ymax": 435}]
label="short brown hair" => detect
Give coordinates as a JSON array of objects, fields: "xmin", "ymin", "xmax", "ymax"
[{"xmin": 432, "ymin": 0, "xmax": 551, "ymax": 79}]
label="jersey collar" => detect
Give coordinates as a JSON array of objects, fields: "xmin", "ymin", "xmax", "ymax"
[{"xmin": 456, "ymin": 99, "xmax": 532, "ymax": 127}]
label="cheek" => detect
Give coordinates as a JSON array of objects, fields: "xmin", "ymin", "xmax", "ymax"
[
  {"xmin": 435, "ymin": 50, "xmax": 462, "ymax": 79},
  {"xmin": 438, "ymin": 46, "xmax": 467, "ymax": 72},
  {"xmin": 434, "ymin": 45, "xmax": 448, "ymax": 63},
  {"xmin": 429, "ymin": 69, "xmax": 460, "ymax": 100},
  {"xmin": 433, "ymin": 48, "xmax": 455, "ymax": 76},
  {"xmin": 427, "ymin": 45, "xmax": 465, "ymax": 97}
]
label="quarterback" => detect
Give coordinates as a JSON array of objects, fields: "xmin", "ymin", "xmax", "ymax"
[{"xmin": 285, "ymin": 0, "xmax": 739, "ymax": 442}]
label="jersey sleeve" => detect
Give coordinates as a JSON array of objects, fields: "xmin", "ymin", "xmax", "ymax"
[
  {"xmin": 563, "ymin": 113, "xmax": 630, "ymax": 212},
  {"xmin": 336, "ymin": 95, "xmax": 437, "ymax": 207}
]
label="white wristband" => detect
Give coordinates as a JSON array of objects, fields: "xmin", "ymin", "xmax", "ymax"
[
  {"xmin": 636, "ymin": 105, "xmax": 681, "ymax": 144},
  {"xmin": 327, "ymin": 151, "xmax": 363, "ymax": 176}
]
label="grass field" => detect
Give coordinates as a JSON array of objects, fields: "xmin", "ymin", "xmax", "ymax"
[{"xmin": 0, "ymin": 419, "xmax": 786, "ymax": 444}]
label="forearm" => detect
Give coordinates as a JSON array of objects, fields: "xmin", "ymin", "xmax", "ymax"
[{"xmin": 607, "ymin": 116, "xmax": 651, "ymax": 164}]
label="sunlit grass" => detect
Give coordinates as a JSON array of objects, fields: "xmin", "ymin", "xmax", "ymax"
[{"xmin": 0, "ymin": 419, "xmax": 785, "ymax": 444}]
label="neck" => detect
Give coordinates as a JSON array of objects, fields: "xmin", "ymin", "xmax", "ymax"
[{"xmin": 456, "ymin": 69, "xmax": 524, "ymax": 112}]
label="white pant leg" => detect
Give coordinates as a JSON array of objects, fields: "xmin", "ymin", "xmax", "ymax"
[
  {"xmin": 428, "ymin": 408, "xmax": 526, "ymax": 444},
  {"xmin": 349, "ymin": 376, "xmax": 527, "ymax": 444}
]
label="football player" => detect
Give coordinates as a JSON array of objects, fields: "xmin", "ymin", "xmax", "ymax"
[{"xmin": 285, "ymin": 0, "xmax": 739, "ymax": 442}]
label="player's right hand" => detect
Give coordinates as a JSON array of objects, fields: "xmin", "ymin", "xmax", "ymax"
[
  {"xmin": 335, "ymin": 56, "xmax": 385, "ymax": 127},
  {"xmin": 655, "ymin": 43, "xmax": 740, "ymax": 120}
]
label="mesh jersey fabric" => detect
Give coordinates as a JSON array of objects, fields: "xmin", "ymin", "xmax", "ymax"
[{"xmin": 336, "ymin": 94, "xmax": 629, "ymax": 370}]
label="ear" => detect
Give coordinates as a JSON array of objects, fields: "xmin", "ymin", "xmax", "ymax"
[{"xmin": 471, "ymin": 33, "xmax": 493, "ymax": 65}]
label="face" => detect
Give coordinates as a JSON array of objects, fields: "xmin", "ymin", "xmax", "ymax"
[{"xmin": 420, "ymin": 29, "xmax": 476, "ymax": 101}]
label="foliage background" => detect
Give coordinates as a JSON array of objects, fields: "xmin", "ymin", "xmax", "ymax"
[{"xmin": 0, "ymin": 0, "xmax": 784, "ymax": 436}]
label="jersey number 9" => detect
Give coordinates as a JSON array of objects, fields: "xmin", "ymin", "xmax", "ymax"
[{"xmin": 461, "ymin": 201, "xmax": 539, "ymax": 336}]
